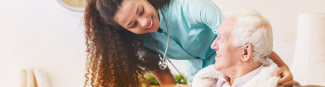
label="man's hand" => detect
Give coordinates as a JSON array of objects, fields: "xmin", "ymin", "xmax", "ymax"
[{"xmin": 273, "ymin": 66, "xmax": 294, "ymax": 86}]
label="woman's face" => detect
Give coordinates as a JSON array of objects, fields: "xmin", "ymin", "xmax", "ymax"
[{"xmin": 114, "ymin": 0, "xmax": 160, "ymax": 34}]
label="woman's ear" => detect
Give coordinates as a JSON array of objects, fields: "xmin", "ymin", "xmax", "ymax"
[{"xmin": 240, "ymin": 44, "xmax": 253, "ymax": 62}]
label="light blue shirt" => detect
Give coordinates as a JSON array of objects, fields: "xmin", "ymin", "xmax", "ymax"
[{"xmin": 139, "ymin": 0, "xmax": 224, "ymax": 85}]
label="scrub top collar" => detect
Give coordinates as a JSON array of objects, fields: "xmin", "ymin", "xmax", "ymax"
[{"xmin": 157, "ymin": 28, "xmax": 163, "ymax": 33}]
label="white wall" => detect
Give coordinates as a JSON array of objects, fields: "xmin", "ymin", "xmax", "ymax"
[
  {"xmin": 1, "ymin": 0, "xmax": 325, "ymax": 87},
  {"xmin": 0, "ymin": 0, "xmax": 86, "ymax": 87}
]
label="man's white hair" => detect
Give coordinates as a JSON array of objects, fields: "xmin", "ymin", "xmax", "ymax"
[{"xmin": 224, "ymin": 8, "xmax": 273, "ymax": 65}]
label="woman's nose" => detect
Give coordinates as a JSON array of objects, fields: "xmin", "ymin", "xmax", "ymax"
[
  {"xmin": 139, "ymin": 17, "xmax": 149, "ymax": 28},
  {"xmin": 211, "ymin": 37, "xmax": 219, "ymax": 50}
]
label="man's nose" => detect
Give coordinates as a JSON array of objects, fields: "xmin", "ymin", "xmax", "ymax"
[{"xmin": 211, "ymin": 37, "xmax": 219, "ymax": 50}]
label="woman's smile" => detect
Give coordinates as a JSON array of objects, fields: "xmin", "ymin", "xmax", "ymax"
[{"xmin": 145, "ymin": 16, "xmax": 154, "ymax": 30}]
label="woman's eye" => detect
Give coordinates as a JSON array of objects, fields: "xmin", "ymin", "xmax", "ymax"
[
  {"xmin": 140, "ymin": 8, "xmax": 144, "ymax": 16},
  {"xmin": 132, "ymin": 22, "xmax": 137, "ymax": 28}
]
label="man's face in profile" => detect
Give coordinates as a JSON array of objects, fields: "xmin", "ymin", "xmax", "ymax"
[{"xmin": 211, "ymin": 17, "xmax": 242, "ymax": 74}]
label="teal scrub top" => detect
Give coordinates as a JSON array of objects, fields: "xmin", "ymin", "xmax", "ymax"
[{"xmin": 139, "ymin": 0, "xmax": 224, "ymax": 85}]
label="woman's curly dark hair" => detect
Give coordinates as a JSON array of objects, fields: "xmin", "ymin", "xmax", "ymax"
[{"xmin": 84, "ymin": 0, "xmax": 170, "ymax": 86}]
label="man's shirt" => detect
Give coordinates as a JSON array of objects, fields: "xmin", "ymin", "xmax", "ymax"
[{"xmin": 210, "ymin": 65, "xmax": 263, "ymax": 87}]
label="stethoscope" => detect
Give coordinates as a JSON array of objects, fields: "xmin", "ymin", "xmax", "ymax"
[{"xmin": 147, "ymin": 7, "xmax": 185, "ymax": 84}]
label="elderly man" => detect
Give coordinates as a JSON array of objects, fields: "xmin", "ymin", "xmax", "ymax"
[{"xmin": 191, "ymin": 8, "xmax": 300, "ymax": 87}]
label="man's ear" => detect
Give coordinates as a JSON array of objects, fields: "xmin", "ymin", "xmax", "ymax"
[{"xmin": 241, "ymin": 44, "xmax": 253, "ymax": 62}]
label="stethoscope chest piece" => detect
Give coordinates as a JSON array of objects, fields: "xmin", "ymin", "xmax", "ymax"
[
  {"xmin": 148, "ymin": 7, "xmax": 185, "ymax": 84},
  {"xmin": 158, "ymin": 53, "xmax": 168, "ymax": 70}
]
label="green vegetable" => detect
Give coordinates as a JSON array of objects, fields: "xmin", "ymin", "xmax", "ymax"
[{"xmin": 144, "ymin": 73, "xmax": 187, "ymax": 85}]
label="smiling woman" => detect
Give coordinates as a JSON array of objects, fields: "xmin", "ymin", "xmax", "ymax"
[
  {"xmin": 83, "ymin": 0, "xmax": 170, "ymax": 86},
  {"xmin": 114, "ymin": 0, "xmax": 161, "ymax": 34}
]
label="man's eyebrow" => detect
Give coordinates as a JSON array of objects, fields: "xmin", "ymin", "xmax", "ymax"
[{"xmin": 218, "ymin": 32, "xmax": 223, "ymax": 35}]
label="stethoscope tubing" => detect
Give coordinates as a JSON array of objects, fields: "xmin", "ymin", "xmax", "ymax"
[{"xmin": 147, "ymin": 7, "xmax": 185, "ymax": 83}]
